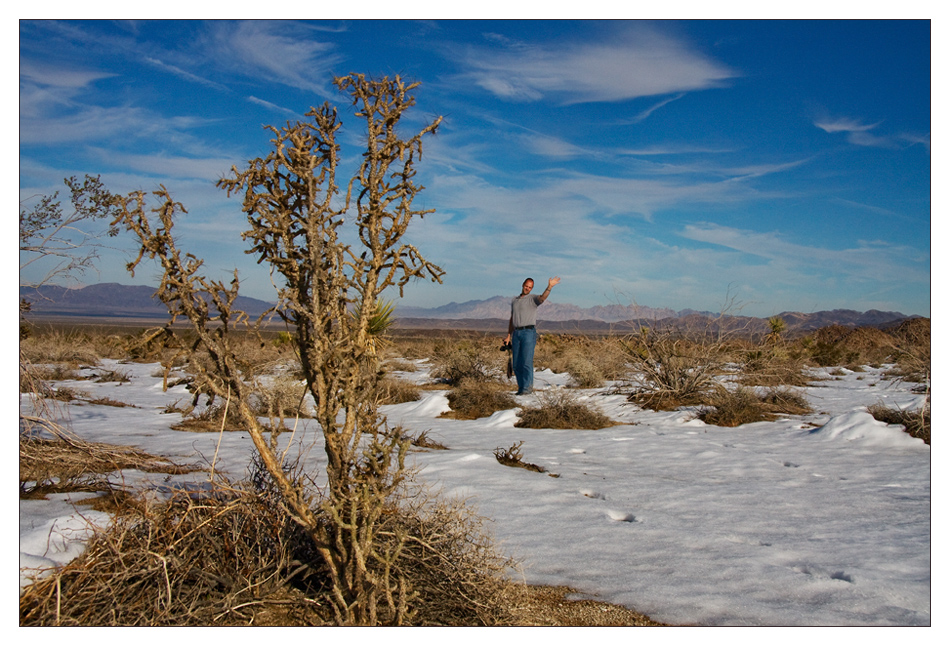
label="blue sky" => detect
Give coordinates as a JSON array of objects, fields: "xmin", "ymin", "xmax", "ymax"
[{"xmin": 19, "ymin": 19, "xmax": 932, "ymax": 317}]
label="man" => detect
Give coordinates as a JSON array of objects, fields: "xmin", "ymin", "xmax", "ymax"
[{"xmin": 504, "ymin": 276, "xmax": 560, "ymax": 395}]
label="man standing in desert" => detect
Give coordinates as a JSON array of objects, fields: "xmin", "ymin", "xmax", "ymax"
[{"xmin": 504, "ymin": 276, "xmax": 560, "ymax": 395}]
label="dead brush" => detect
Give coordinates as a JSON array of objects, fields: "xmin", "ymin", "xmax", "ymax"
[
  {"xmin": 430, "ymin": 340, "xmax": 504, "ymax": 385},
  {"xmin": 444, "ymin": 379, "xmax": 516, "ymax": 420},
  {"xmin": 249, "ymin": 375, "xmax": 313, "ymax": 419},
  {"xmin": 19, "ymin": 471, "xmax": 520, "ymax": 626},
  {"xmin": 737, "ymin": 348, "xmax": 811, "ymax": 387},
  {"xmin": 536, "ymin": 335, "xmax": 630, "ymax": 388},
  {"xmin": 172, "ymin": 403, "xmax": 246, "ymax": 433},
  {"xmin": 375, "ymin": 376, "xmax": 422, "ymax": 405},
  {"xmin": 515, "ymin": 390, "xmax": 615, "ymax": 430},
  {"xmin": 867, "ymin": 402, "xmax": 930, "ymax": 444},
  {"xmin": 493, "ymin": 441, "xmax": 546, "ymax": 473},
  {"xmin": 19, "ymin": 329, "xmax": 103, "ymax": 365},
  {"xmin": 697, "ymin": 385, "xmax": 812, "ymax": 427},
  {"xmin": 623, "ymin": 331, "xmax": 722, "ymax": 411},
  {"xmin": 405, "ymin": 430, "xmax": 448, "ymax": 450},
  {"xmin": 19, "ymin": 419, "xmax": 201, "ymax": 499}
]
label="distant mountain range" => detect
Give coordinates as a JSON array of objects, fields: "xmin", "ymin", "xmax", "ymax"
[
  {"xmin": 20, "ymin": 283, "xmax": 275, "ymax": 319},
  {"xmin": 20, "ymin": 283, "xmax": 920, "ymax": 334}
]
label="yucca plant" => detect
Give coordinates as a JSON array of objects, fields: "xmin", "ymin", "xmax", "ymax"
[{"xmin": 353, "ymin": 298, "xmax": 396, "ymax": 357}]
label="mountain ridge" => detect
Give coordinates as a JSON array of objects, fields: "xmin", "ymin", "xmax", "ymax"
[{"xmin": 20, "ymin": 283, "xmax": 919, "ymax": 333}]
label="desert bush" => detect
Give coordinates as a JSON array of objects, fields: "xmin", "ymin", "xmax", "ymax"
[
  {"xmin": 20, "ymin": 422, "xmax": 200, "ymax": 500},
  {"xmin": 698, "ymin": 385, "xmax": 812, "ymax": 427},
  {"xmin": 172, "ymin": 403, "xmax": 246, "ymax": 433},
  {"xmin": 249, "ymin": 375, "xmax": 313, "ymax": 420},
  {"xmin": 698, "ymin": 386, "xmax": 770, "ymax": 427},
  {"xmin": 375, "ymin": 376, "xmax": 423, "ymax": 405},
  {"xmin": 493, "ymin": 441, "xmax": 547, "ymax": 473},
  {"xmin": 867, "ymin": 403, "xmax": 930, "ymax": 445},
  {"xmin": 737, "ymin": 347, "xmax": 811, "ymax": 387},
  {"xmin": 758, "ymin": 387, "xmax": 812, "ymax": 415},
  {"xmin": 93, "ymin": 367, "xmax": 131, "ymax": 383},
  {"xmin": 430, "ymin": 340, "xmax": 504, "ymax": 385},
  {"xmin": 535, "ymin": 335, "xmax": 630, "ymax": 386},
  {"xmin": 623, "ymin": 328, "xmax": 722, "ymax": 411},
  {"xmin": 20, "ymin": 467, "xmax": 519, "ymax": 626},
  {"xmin": 515, "ymin": 390, "xmax": 615, "ymax": 430},
  {"xmin": 19, "ymin": 329, "xmax": 103, "ymax": 366},
  {"xmin": 444, "ymin": 378, "xmax": 517, "ymax": 420},
  {"xmin": 405, "ymin": 430, "xmax": 448, "ymax": 451},
  {"xmin": 887, "ymin": 318, "xmax": 930, "ymax": 384}
]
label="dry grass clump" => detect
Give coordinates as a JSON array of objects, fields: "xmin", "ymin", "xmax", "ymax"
[
  {"xmin": 20, "ymin": 468, "xmax": 521, "ymax": 627},
  {"xmin": 429, "ymin": 340, "xmax": 505, "ymax": 385},
  {"xmin": 493, "ymin": 441, "xmax": 547, "ymax": 473},
  {"xmin": 375, "ymin": 376, "xmax": 422, "ymax": 405},
  {"xmin": 867, "ymin": 403, "xmax": 930, "ymax": 445},
  {"xmin": 887, "ymin": 318, "xmax": 930, "ymax": 384},
  {"xmin": 738, "ymin": 348, "xmax": 811, "ymax": 387},
  {"xmin": 444, "ymin": 379, "xmax": 517, "ymax": 420},
  {"xmin": 515, "ymin": 390, "xmax": 615, "ymax": 430},
  {"xmin": 20, "ymin": 422, "xmax": 201, "ymax": 500},
  {"xmin": 249, "ymin": 375, "xmax": 313, "ymax": 419},
  {"xmin": 535, "ymin": 335, "xmax": 630, "ymax": 388},
  {"xmin": 697, "ymin": 386, "xmax": 812, "ymax": 427},
  {"xmin": 19, "ymin": 328, "xmax": 107, "ymax": 365},
  {"xmin": 171, "ymin": 403, "xmax": 247, "ymax": 433}
]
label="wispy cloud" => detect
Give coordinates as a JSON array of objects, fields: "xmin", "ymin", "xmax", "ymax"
[
  {"xmin": 453, "ymin": 26, "xmax": 736, "ymax": 104},
  {"xmin": 679, "ymin": 222, "xmax": 929, "ymax": 283},
  {"xmin": 143, "ymin": 56, "xmax": 229, "ymax": 92},
  {"xmin": 623, "ymin": 93, "xmax": 686, "ymax": 124},
  {"xmin": 247, "ymin": 96, "xmax": 302, "ymax": 119},
  {"xmin": 814, "ymin": 115, "xmax": 899, "ymax": 148},
  {"xmin": 206, "ymin": 21, "xmax": 342, "ymax": 97}
]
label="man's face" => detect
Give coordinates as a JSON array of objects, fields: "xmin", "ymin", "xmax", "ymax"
[{"xmin": 522, "ymin": 280, "xmax": 534, "ymax": 295}]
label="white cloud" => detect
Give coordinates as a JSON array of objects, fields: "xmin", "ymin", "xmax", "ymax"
[
  {"xmin": 814, "ymin": 116, "xmax": 900, "ymax": 149},
  {"xmin": 814, "ymin": 117, "xmax": 881, "ymax": 134},
  {"xmin": 455, "ymin": 27, "xmax": 736, "ymax": 104},
  {"xmin": 207, "ymin": 21, "xmax": 342, "ymax": 97}
]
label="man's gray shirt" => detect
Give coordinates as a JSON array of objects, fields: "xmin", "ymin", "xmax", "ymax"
[{"xmin": 511, "ymin": 295, "xmax": 543, "ymax": 328}]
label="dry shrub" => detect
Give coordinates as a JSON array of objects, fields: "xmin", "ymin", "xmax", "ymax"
[
  {"xmin": 444, "ymin": 379, "xmax": 516, "ymax": 420},
  {"xmin": 19, "ymin": 329, "xmax": 105, "ymax": 365},
  {"xmin": 430, "ymin": 340, "xmax": 504, "ymax": 385},
  {"xmin": 515, "ymin": 390, "xmax": 615, "ymax": 430},
  {"xmin": 698, "ymin": 385, "xmax": 812, "ymax": 427},
  {"xmin": 93, "ymin": 367, "xmax": 131, "ymax": 383},
  {"xmin": 249, "ymin": 375, "xmax": 313, "ymax": 419},
  {"xmin": 738, "ymin": 348, "xmax": 811, "ymax": 387},
  {"xmin": 493, "ymin": 441, "xmax": 547, "ymax": 473},
  {"xmin": 375, "ymin": 376, "xmax": 422, "ymax": 405},
  {"xmin": 867, "ymin": 403, "xmax": 930, "ymax": 445},
  {"xmin": 20, "ymin": 422, "xmax": 201, "ymax": 499},
  {"xmin": 20, "ymin": 484, "xmax": 328, "ymax": 626},
  {"xmin": 624, "ymin": 331, "xmax": 722, "ymax": 411},
  {"xmin": 535, "ymin": 335, "xmax": 630, "ymax": 387},
  {"xmin": 406, "ymin": 430, "xmax": 448, "ymax": 450},
  {"xmin": 172, "ymin": 403, "xmax": 246, "ymax": 433},
  {"xmin": 887, "ymin": 318, "xmax": 930, "ymax": 384},
  {"xmin": 20, "ymin": 469, "xmax": 520, "ymax": 626},
  {"xmin": 758, "ymin": 387, "xmax": 812, "ymax": 416},
  {"xmin": 698, "ymin": 386, "xmax": 769, "ymax": 427}
]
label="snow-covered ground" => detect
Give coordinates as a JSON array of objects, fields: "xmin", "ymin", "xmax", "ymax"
[{"xmin": 19, "ymin": 358, "xmax": 930, "ymax": 626}]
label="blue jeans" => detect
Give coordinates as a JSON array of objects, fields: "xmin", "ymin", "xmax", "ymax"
[{"xmin": 511, "ymin": 327, "xmax": 537, "ymax": 394}]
